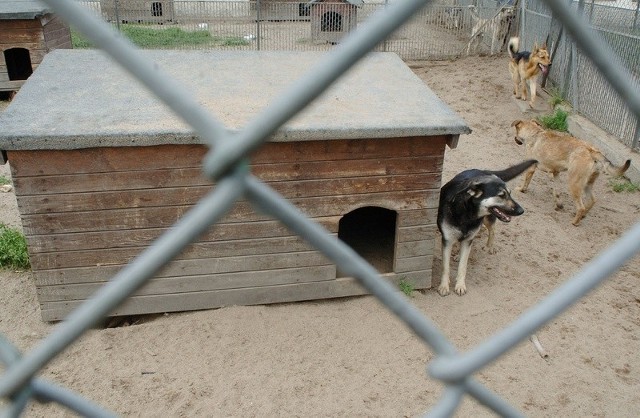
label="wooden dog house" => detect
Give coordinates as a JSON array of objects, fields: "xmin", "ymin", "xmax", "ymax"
[
  {"xmin": 253, "ymin": 0, "xmax": 312, "ymax": 22},
  {"xmin": 100, "ymin": 0, "xmax": 175, "ymax": 24},
  {"xmin": 0, "ymin": 0, "xmax": 72, "ymax": 93},
  {"xmin": 0, "ymin": 50, "xmax": 470, "ymax": 322},
  {"xmin": 310, "ymin": 0, "xmax": 362, "ymax": 44}
]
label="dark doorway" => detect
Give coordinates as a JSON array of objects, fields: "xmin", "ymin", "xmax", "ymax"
[
  {"xmin": 4, "ymin": 48, "xmax": 33, "ymax": 81},
  {"xmin": 321, "ymin": 11, "xmax": 342, "ymax": 32},
  {"xmin": 151, "ymin": 2, "xmax": 163, "ymax": 17},
  {"xmin": 337, "ymin": 206, "xmax": 397, "ymax": 276}
]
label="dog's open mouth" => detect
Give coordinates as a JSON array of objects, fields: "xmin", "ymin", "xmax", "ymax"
[
  {"xmin": 539, "ymin": 64, "xmax": 549, "ymax": 75},
  {"xmin": 490, "ymin": 207, "xmax": 512, "ymax": 222}
]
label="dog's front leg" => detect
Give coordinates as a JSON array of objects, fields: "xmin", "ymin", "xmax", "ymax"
[
  {"xmin": 528, "ymin": 78, "xmax": 537, "ymax": 108},
  {"xmin": 438, "ymin": 238, "xmax": 453, "ymax": 296},
  {"xmin": 482, "ymin": 216, "xmax": 497, "ymax": 254},
  {"xmin": 454, "ymin": 239, "xmax": 473, "ymax": 295}
]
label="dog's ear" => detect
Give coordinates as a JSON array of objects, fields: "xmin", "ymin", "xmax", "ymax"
[
  {"xmin": 466, "ymin": 183, "xmax": 484, "ymax": 198},
  {"xmin": 511, "ymin": 120, "xmax": 522, "ymax": 128},
  {"xmin": 531, "ymin": 119, "xmax": 543, "ymax": 127}
]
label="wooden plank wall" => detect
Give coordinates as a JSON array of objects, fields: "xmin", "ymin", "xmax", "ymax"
[
  {"xmin": 43, "ymin": 15, "xmax": 72, "ymax": 50},
  {"xmin": 8, "ymin": 136, "xmax": 446, "ymax": 321}
]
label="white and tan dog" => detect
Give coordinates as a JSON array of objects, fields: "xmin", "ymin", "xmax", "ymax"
[{"xmin": 466, "ymin": 5, "xmax": 516, "ymax": 56}]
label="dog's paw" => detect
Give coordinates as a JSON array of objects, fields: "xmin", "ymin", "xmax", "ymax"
[
  {"xmin": 483, "ymin": 245, "xmax": 497, "ymax": 255},
  {"xmin": 437, "ymin": 284, "xmax": 450, "ymax": 296},
  {"xmin": 454, "ymin": 283, "xmax": 467, "ymax": 296},
  {"xmin": 516, "ymin": 186, "xmax": 527, "ymax": 193}
]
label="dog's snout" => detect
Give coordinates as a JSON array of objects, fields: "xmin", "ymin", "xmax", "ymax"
[{"xmin": 513, "ymin": 204, "xmax": 524, "ymax": 216}]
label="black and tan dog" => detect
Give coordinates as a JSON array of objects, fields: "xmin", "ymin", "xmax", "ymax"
[
  {"xmin": 508, "ymin": 37, "xmax": 551, "ymax": 108},
  {"xmin": 437, "ymin": 160, "xmax": 537, "ymax": 296},
  {"xmin": 512, "ymin": 119, "xmax": 631, "ymax": 226}
]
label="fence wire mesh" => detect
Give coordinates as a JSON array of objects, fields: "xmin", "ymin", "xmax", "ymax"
[
  {"xmin": 1, "ymin": 0, "xmax": 639, "ymax": 416},
  {"xmin": 522, "ymin": 0, "xmax": 640, "ymax": 149},
  {"xmin": 73, "ymin": 0, "xmax": 516, "ymax": 59}
]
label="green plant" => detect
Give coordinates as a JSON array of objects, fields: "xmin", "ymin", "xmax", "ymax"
[
  {"xmin": 0, "ymin": 175, "xmax": 10, "ymax": 186},
  {"xmin": 219, "ymin": 36, "xmax": 250, "ymax": 47},
  {"xmin": 398, "ymin": 279, "xmax": 415, "ymax": 297},
  {"xmin": 71, "ymin": 28, "xmax": 94, "ymax": 48},
  {"xmin": 0, "ymin": 224, "xmax": 30, "ymax": 270},
  {"xmin": 537, "ymin": 108, "xmax": 569, "ymax": 132},
  {"xmin": 609, "ymin": 178, "xmax": 640, "ymax": 193},
  {"xmin": 548, "ymin": 87, "xmax": 566, "ymax": 108},
  {"xmin": 72, "ymin": 25, "xmax": 215, "ymax": 49},
  {"xmin": 122, "ymin": 25, "xmax": 214, "ymax": 48}
]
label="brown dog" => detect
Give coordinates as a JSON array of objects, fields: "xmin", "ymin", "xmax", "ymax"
[
  {"xmin": 511, "ymin": 119, "xmax": 631, "ymax": 225},
  {"xmin": 508, "ymin": 37, "xmax": 551, "ymax": 108}
]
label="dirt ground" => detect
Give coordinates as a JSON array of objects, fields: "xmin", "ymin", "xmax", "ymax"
[{"xmin": 1, "ymin": 55, "xmax": 639, "ymax": 417}]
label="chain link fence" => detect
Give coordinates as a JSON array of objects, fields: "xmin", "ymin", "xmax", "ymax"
[
  {"xmin": 1, "ymin": 0, "xmax": 639, "ymax": 416},
  {"xmin": 521, "ymin": 0, "xmax": 640, "ymax": 150},
  {"xmin": 74, "ymin": 0, "xmax": 517, "ymax": 59}
]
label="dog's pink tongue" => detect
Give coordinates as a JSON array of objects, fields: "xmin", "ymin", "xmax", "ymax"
[{"xmin": 540, "ymin": 64, "xmax": 549, "ymax": 75}]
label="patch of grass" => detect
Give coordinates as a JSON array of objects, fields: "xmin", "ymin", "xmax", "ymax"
[
  {"xmin": 0, "ymin": 175, "xmax": 10, "ymax": 186},
  {"xmin": 537, "ymin": 108, "xmax": 569, "ymax": 132},
  {"xmin": 0, "ymin": 224, "xmax": 30, "ymax": 270},
  {"xmin": 609, "ymin": 178, "xmax": 640, "ymax": 193},
  {"xmin": 398, "ymin": 279, "xmax": 415, "ymax": 297},
  {"xmin": 122, "ymin": 25, "xmax": 214, "ymax": 48},
  {"xmin": 72, "ymin": 25, "xmax": 221, "ymax": 49},
  {"xmin": 71, "ymin": 28, "xmax": 94, "ymax": 48},
  {"xmin": 218, "ymin": 36, "xmax": 250, "ymax": 47},
  {"xmin": 547, "ymin": 87, "xmax": 566, "ymax": 108}
]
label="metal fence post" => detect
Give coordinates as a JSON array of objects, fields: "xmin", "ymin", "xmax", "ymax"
[{"xmin": 256, "ymin": 0, "xmax": 262, "ymax": 51}]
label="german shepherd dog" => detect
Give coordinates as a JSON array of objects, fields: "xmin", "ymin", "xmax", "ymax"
[
  {"xmin": 508, "ymin": 37, "xmax": 551, "ymax": 108},
  {"xmin": 437, "ymin": 160, "xmax": 537, "ymax": 296},
  {"xmin": 511, "ymin": 119, "xmax": 631, "ymax": 225}
]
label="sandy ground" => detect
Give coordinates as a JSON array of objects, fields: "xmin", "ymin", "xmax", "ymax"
[{"xmin": 1, "ymin": 55, "xmax": 639, "ymax": 417}]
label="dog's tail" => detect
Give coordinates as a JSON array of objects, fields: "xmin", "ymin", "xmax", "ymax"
[
  {"xmin": 593, "ymin": 152, "xmax": 631, "ymax": 176},
  {"xmin": 489, "ymin": 159, "xmax": 538, "ymax": 182},
  {"xmin": 508, "ymin": 37, "xmax": 519, "ymax": 58}
]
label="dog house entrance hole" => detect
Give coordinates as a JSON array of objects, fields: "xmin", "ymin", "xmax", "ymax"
[
  {"xmin": 337, "ymin": 206, "xmax": 397, "ymax": 277},
  {"xmin": 4, "ymin": 48, "xmax": 33, "ymax": 81},
  {"xmin": 321, "ymin": 11, "xmax": 343, "ymax": 32}
]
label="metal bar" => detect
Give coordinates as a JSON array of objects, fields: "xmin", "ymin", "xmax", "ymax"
[
  {"xmin": 245, "ymin": 174, "xmax": 455, "ymax": 354},
  {"xmin": 428, "ymin": 222, "xmax": 640, "ymax": 382},
  {"xmin": 243, "ymin": 175, "xmax": 522, "ymax": 415},
  {"xmin": 31, "ymin": 380, "xmax": 117, "ymax": 418},
  {"xmin": 540, "ymin": 0, "xmax": 640, "ymax": 121},
  {"xmin": 0, "ymin": 166, "xmax": 248, "ymax": 398},
  {"xmin": 202, "ymin": 0, "xmax": 436, "ymax": 180},
  {"xmin": 42, "ymin": 0, "xmax": 229, "ymax": 150}
]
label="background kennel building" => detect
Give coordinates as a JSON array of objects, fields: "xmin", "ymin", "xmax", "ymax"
[
  {"xmin": 310, "ymin": 0, "xmax": 362, "ymax": 43},
  {"xmin": 100, "ymin": 0, "xmax": 176, "ymax": 24},
  {"xmin": 0, "ymin": 49, "xmax": 470, "ymax": 322},
  {"xmin": 0, "ymin": 0, "xmax": 71, "ymax": 92}
]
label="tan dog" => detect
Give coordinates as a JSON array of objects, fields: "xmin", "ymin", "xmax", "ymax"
[
  {"xmin": 511, "ymin": 119, "xmax": 631, "ymax": 225},
  {"xmin": 508, "ymin": 37, "xmax": 551, "ymax": 108}
]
